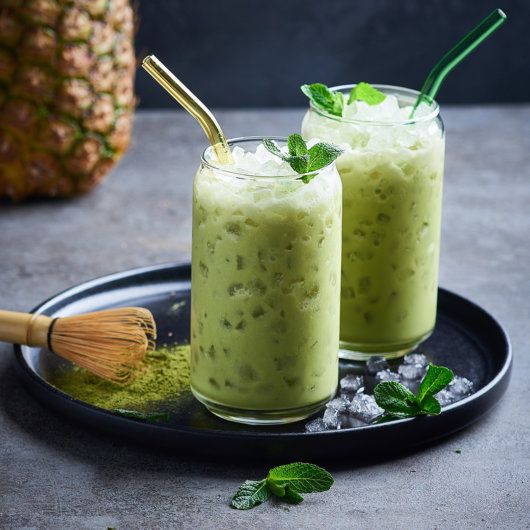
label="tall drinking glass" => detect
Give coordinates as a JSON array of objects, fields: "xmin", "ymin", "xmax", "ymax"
[
  {"xmin": 190, "ymin": 137, "xmax": 342, "ymax": 424},
  {"xmin": 302, "ymin": 86, "xmax": 445, "ymax": 360}
]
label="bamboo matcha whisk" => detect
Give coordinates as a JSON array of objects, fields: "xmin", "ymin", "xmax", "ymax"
[{"xmin": 0, "ymin": 307, "xmax": 156, "ymax": 383}]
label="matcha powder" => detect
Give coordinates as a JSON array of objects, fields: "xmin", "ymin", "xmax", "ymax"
[{"xmin": 51, "ymin": 344, "xmax": 191, "ymax": 411}]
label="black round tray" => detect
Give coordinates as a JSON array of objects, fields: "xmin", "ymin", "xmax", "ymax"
[{"xmin": 14, "ymin": 262, "xmax": 511, "ymax": 460}]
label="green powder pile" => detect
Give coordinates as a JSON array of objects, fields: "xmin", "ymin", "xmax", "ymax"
[{"xmin": 51, "ymin": 344, "xmax": 191, "ymax": 411}]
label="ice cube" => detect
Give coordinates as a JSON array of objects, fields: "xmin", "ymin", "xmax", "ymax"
[
  {"xmin": 435, "ymin": 388, "xmax": 455, "ymax": 407},
  {"xmin": 400, "ymin": 378, "xmax": 420, "ymax": 394},
  {"xmin": 366, "ymin": 356, "xmax": 389, "ymax": 375},
  {"xmin": 322, "ymin": 407, "xmax": 341, "ymax": 429},
  {"xmin": 350, "ymin": 393, "xmax": 384, "ymax": 423},
  {"xmin": 305, "ymin": 417, "xmax": 327, "ymax": 433},
  {"xmin": 340, "ymin": 374, "xmax": 364, "ymax": 394},
  {"xmin": 326, "ymin": 395, "xmax": 350, "ymax": 412},
  {"xmin": 448, "ymin": 376, "xmax": 474, "ymax": 397},
  {"xmin": 403, "ymin": 353, "xmax": 428, "ymax": 367},
  {"xmin": 398, "ymin": 362, "xmax": 427, "ymax": 380},
  {"xmin": 435, "ymin": 376, "xmax": 473, "ymax": 407},
  {"xmin": 375, "ymin": 369, "xmax": 400, "ymax": 383}
]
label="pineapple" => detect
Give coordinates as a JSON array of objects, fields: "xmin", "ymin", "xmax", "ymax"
[{"xmin": 0, "ymin": 0, "xmax": 136, "ymax": 200}]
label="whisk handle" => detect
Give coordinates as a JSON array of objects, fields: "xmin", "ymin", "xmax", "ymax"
[{"xmin": 0, "ymin": 310, "xmax": 53, "ymax": 347}]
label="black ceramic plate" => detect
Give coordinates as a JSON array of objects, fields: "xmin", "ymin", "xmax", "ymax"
[{"xmin": 14, "ymin": 263, "xmax": 511, "ymax": 460}]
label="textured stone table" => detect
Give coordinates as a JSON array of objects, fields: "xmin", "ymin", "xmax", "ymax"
[{"xmin": 1, "ymin": 107, "xmax": 529, "ymax": 529}]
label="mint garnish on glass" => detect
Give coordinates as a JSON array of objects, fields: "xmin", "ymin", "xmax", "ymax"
[
  {"xmin": 301, "ymin": 83, "xmax": 345, "ymax": 116},
  {"xmin": 373, "ymin": 363, "xmax": 454, "ymax": 423},
  {"xmin": 347, "ymin": 82, "xmax": 386, "ymax": 106},
  {"xmin": 263, "ymin": 133, "xmax": 342, "ymax": 184},
  {"xmin": 230, "ymin": 462, "xmax": 333, "ymax": 510},
  {"xmin": 301, "ymin": 82, "xmax": 387, "ymax": 116}
]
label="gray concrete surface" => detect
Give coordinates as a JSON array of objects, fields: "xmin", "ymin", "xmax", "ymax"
[{"xmin": 0, "ymin": 108, "xmax": 529, "ymax": 529}]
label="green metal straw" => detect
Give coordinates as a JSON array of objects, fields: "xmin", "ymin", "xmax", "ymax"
[{"xmin": 411, "ymin": 8, "xmax": 507, "ymax": 117}]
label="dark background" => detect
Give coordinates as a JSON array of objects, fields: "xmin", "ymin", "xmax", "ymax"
[{"xmin": 135, "ymin": 0, "xmax": 528, "ymax": 108}]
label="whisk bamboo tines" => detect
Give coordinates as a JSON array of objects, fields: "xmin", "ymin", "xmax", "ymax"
[{"xmin": 0, "ymin": 307, "xmax": 156, "ymax": 383}]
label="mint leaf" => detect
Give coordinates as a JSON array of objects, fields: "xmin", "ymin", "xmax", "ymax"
[
  {"xmin": 421, "ymin": 394, "xmax": 442, "ymax": 415},
  {"xmin": 373, "ymin": 362, "xmax": 456, "ymax": 422},
  {"xmin": 288, "ymin": 155, "xmax": 310, "ymax": 174},
  {"xmin": 268, "ymin": 462, "xmax": 333, "ymax": 494},
  {"xmin": 301, "ymin": 83, "xmax": 344, "ymax": 116},
  {"xmin": 417, "ymin": 363, "xmax": 454, "ymax": 403},
  {"xmin": 231, "ymin": 462, "xmax": 333, "ymax": 510},
  {"xmin": 307, "ymin": 143, "xmax": 343, "ymax": 172},
  {"xmin": 263, "ymin": 138, "xmax": 283, "ymax": 158},
  {"xmin": 283, "ymin": 487, "xmax": 304, "ymax": 504},
  {"xmin": 373, "ymin": 382, "xmax": 422, "ymax": 416},
  {"xmin": 299, "ymin": 172, "xmax": 317, "ymax": 184},
  {"xmin": 267, "ymin": 480, "xmax": 286, "ymax": 497},
  {"xmin": 374, "ymin": 412, "xmax": 410, "ymax": 424},
  {"xmin": 288, "ymin": 134, "xmax": 308, "ymax": 157},
  {"xmin": 263, "ymin": 134, "xmax": 341, "ymax": 184},
  {"xmin": 231, "ymin": 479, "xmax": 271, "ymax": 510},
  {"xmin": 348, "ymin": 82, "xmax": 386, "ymax": 105},
  {"xmin": 112, "ymin": 409, "xmax": 170, "ymax": 422}
]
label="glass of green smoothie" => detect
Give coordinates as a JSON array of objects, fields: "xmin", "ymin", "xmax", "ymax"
[
  {"xmin": 302, "ymin": 84, "xmax": 445, "ymax": 361},
  {"xmin": 190, "ymin": 136, "xmax": 342, "ymax": 424}
]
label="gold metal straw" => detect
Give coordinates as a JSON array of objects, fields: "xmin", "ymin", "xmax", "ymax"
[{"xmin": 142, "ymin": 55, "xmax": 234, "ymax": 165}]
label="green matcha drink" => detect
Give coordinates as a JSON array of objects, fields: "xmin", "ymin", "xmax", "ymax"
[
  {"xmin": 190, "ymin": 137, "xmax": 342, "ymax": 424},
  {"xmin": 302, "ymin": 84, "xmax": 445, "ymax": 360}
]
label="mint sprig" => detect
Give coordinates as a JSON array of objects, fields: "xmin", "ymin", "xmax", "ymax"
[
  {"xmin": 230, "ymin": 480, "xmax": 271, "ymax": 510},
  {"xmin": 263, "ymin": 133, "xmax": 342, "ymax": 184},
  {"xmin": 301, "ymin": 83, "xmax": 344, "ymax": 116},
  {"xmin": 230, "ymin": 462, "xmax": 333, "ymax": 510},
  {"xmin": 347, "ymin": 82, "xmax": 386, "ymax": 105},
  {"xmin": 374, "ymin": 363, "xmax": 454, "ymax": 422}
]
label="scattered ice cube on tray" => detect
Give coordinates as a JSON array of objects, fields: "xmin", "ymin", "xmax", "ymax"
[
  {"xmin": 350, "ymin": 393, "xmax": 384, "ymax": 423},
  {"xmin": 398, "ymin": 353, "xmax": 429, "ymax": 380},
  {"xmin": 403, "ymin": 353, "xmax": 428, "ymax": 367},
  {"xmin": 340, "ymin": 374, "xmax": 364, "ymax": 394},
  {"xmin": 435, "ymin": 376, "xmax": 474, "ymax": 407},
  {"xmin": 366, "ymin": 355, "xmax": 389, "ymax": 375},
  {"xmin": 448, "ymin": 376, "xmax": 474, "ymax": 397},
  {"xmin": 398, "ymin": 362, "xmax": 427, "ymax": 380},
  {"xmin": 323, "ymin": 407, "xmax": 342, "ymax": 429},
  {"xmin": 326, "ymin": 395, "xmax": 351, "ymax": 412},
  {"xmin": 375, "ymin": 369, "xmax": 401, "ymax": 383},
  {"xmin": 305, "ymin": 417, "xmax": 327, "ymax": 433},
  {"xmin": 435, "ymin": 389, "xmax": 455, "ymax": 407},
  {"xmin": 400, "ymin": 378, "xmax": 421, "ymax": 394},
  {"xmin": 306, "ymin": 352, "xmax": 473, "ymax": 432}
]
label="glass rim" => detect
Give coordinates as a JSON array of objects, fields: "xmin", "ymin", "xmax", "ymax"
[
  {"xmin": 308, "ymin": 84, "xmax": 440, "ymax": 126},
  {"xmin": 201, "ymin": 136, "xmax": 337, "ymax": 180}
]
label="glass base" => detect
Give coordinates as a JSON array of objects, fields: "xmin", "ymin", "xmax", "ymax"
[
  {"xmin": 191, "ymin": 388, "xmax": 334, "ymax": 425},
  {"xmin": 339, "ymin": 330, "xmax": 433, "ymax": 362}
]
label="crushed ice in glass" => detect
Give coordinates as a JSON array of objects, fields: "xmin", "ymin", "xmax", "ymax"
[{"xmin": 305, "ymin": 354, "xmax": 475, "ymax": 433}]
